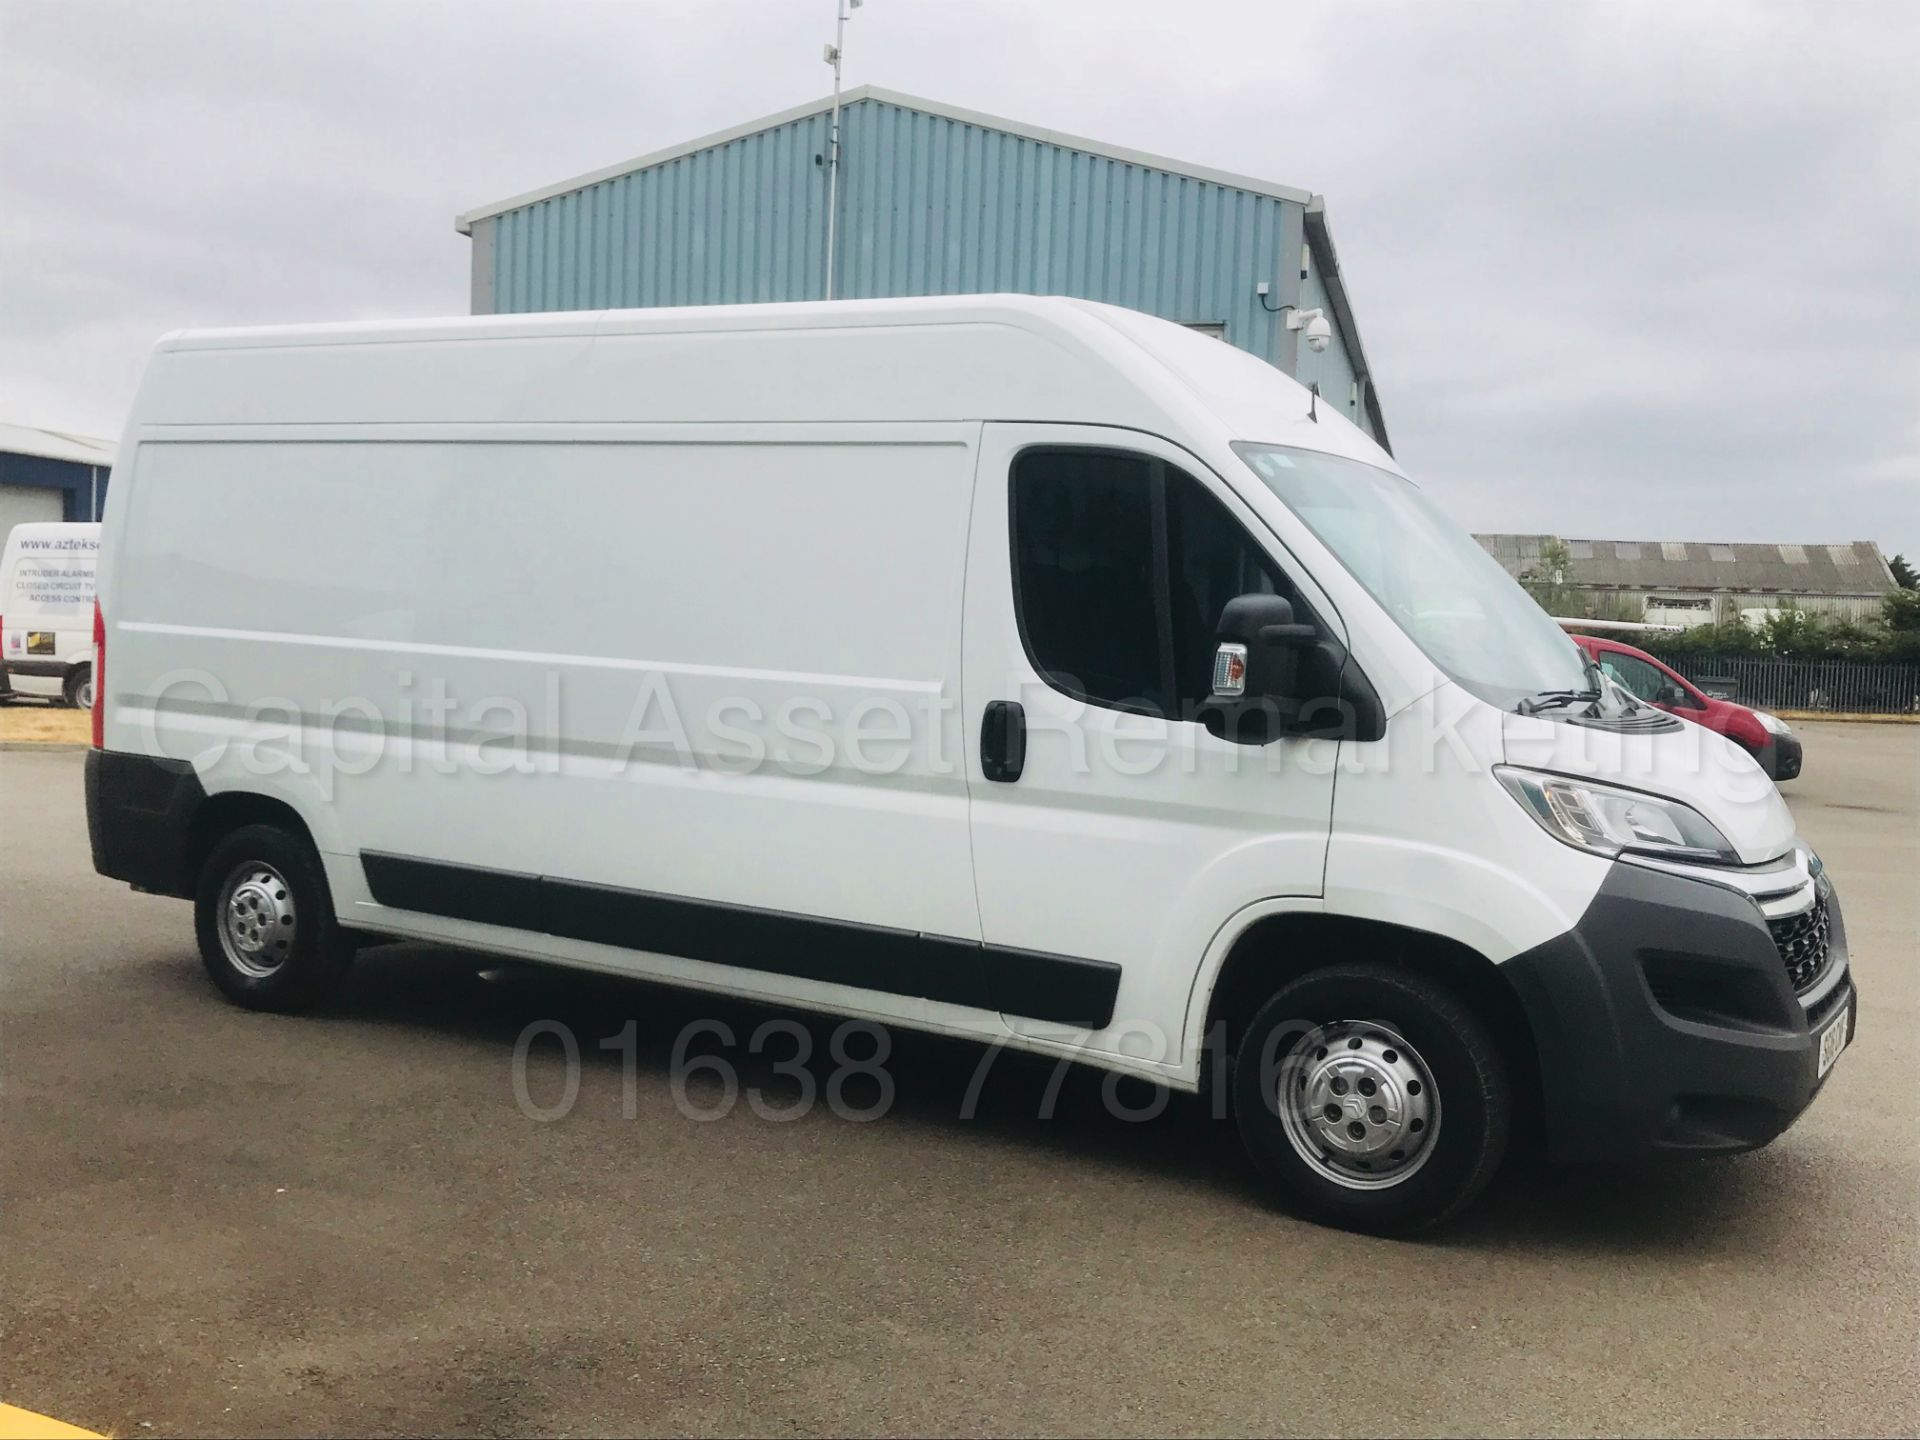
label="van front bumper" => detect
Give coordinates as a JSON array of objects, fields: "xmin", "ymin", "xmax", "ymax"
[
  {"xmin": 1500, "ymin": 858, "xmax": 1853, "ymax": 1161},
  {"xmin": 1759, "ymin": 732, "xmax": 1804, "ymax": 782}
]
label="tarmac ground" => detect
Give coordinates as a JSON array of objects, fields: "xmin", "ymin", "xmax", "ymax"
[{"xmin": 2, "ymin": 722, "xmax": 1915, "ymax": 1436}]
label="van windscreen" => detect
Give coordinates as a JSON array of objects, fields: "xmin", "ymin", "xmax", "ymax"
[{"xmin": 1233, "ymin": 443, "xmax": 1593, "ymax": 709}]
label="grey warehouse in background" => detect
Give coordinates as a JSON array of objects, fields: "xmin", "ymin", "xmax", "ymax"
[
  {"xmin": 457, "ymin": 87, "xmax": 1390, "ymax": 448},
  {"xmin": 1476, "ymin": 533, "xmax": 1899, "ymax": 627}
]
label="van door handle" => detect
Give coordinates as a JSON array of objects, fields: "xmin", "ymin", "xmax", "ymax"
[{"xmin": 981, "ymin": 700, "xmax": 1026, "ymax": 783}]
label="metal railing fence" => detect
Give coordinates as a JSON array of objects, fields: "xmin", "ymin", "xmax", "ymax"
[{"xmin": 1649, "ymin": 653, "xmax": 1920, "ymax": 714}]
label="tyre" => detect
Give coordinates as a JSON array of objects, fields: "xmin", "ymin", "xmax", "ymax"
[
  {"xmin": 63, "ymin": 663, "xmax": 93, "ymax": 711},
  {"xmin": 1232, "ymin": 963, "xmax": 1511, "ymax": 1234},
  {"xmin": 194, "ymin": 823, "xmax": 353, "ymax": 1011}
]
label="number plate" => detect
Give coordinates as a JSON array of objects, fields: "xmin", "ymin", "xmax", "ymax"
[{"xmin": 1817, "ymin": 1000, "xmax": 1850, "ymax": 1079}]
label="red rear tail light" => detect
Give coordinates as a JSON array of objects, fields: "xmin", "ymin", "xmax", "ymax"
[{"xmin": 91, "ymin": 599, "xmax": 105, "ymax": 749}]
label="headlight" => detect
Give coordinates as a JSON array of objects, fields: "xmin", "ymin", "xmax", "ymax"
[
  {"xmin": 1494, "ymin": 765, "xmax": 1741, "ymax": 864},
  {"xmin": 1755, "ymin": 710, "xmax": 1791, "ymax": 736}
]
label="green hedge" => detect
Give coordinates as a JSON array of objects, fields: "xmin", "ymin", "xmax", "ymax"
[{"xmin": 1636, "ymin": 589, "xmax": 1920, "ymax": 662}]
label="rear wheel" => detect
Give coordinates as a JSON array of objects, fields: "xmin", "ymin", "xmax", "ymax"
[
  {"xmin": 1232, "ymin": 963, "xmax": 1511, "ymax": 1234},
  {"xmin": 63, "ymin": 663, "xmax": 93, "ymax": 711},
  {"xmin": 194, "ymin": 823, "xmax": 353, "ymax": 1011}
]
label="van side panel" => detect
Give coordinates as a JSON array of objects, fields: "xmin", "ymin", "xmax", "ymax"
[
  {"xmin": 0, "ymin": 522, "xmax": 100, "ymax": 696},
  {"xmin": 112, "ymin": 430, "xmax": 984, "ymax": 951}
]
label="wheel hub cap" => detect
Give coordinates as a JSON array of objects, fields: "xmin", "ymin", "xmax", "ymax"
[
  {"xmin": 1278, "ymin": 1021, "xmax": 1439, "ymax": 1190},
  {"xmin": 220, "ymin": 865, "xmax": 296, "ymax": 978}
]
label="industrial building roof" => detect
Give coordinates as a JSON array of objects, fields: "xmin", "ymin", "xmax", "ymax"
[
  {"xmin": 456, "ymin": 86, "xmax": 1318, "ymax": 232},
  {"xmin": 1476, "ymin": 534, "xmax": 1897, "ymax": 596},
  {"xmin": 0, "ymin": 421, "xmax": 114, "ymax": 467},
  {"xmin": 455, "ymin": 88, "xmax": 1388, "ymax": 448}
]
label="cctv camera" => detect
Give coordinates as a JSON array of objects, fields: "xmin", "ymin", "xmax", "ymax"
[{"xmin": 1283, "ymin": 305, "xmax": 1335, "ymax": 353}]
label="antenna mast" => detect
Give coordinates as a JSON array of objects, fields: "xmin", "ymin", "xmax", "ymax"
[{"xmin": 823, "ymin": 0, "xmax": 861, "ymax": 300}]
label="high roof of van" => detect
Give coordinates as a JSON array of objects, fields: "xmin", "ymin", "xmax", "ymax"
[{"xmin": 137, "ymin": 296, "xmax": 1398, "ymax": 474}]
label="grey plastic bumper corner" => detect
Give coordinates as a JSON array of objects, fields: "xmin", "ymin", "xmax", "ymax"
[
  {"xmin": 1500, "ymin": 857, "xmax": 1853, "ymax": 1162},
  {"xmin": 86, "ymin": 748, "xmax": 207, "ymax": 898}
]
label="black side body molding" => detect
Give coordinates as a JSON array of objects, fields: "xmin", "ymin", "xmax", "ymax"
[
  {"xmin": 3, "ymin": 658, "xmax": 77, "ymax": 679},
  {"xmin": 361, "ymin": 851, "xmax": 1122, "ymax": 1029}
]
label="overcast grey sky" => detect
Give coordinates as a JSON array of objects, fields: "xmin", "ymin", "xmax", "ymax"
[{"xmin": 2, "ymin": 0, "xmax": 1914, "ymax": 555}]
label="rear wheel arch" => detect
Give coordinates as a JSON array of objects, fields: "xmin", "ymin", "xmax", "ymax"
[{"xmin": 185, "ymin": 791, "xmax": 322, "ymax": 890}]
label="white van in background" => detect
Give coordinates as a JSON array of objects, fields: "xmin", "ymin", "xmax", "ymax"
[
  {"xmin": 86, "ymin": 297, "xmax": 1854, "ymax": 1232},
  {"xmin": 1, "ymin": 521, "xmax": 101, "ymax": 707}
]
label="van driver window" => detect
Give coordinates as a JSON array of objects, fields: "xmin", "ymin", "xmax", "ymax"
[
  {"xmin": 1011, "ymin": 449, "xmax": 1299, "ymax": 715},
  {"xmin": 1011, "ymin": 450, "xmax": 1162, "ymax": 710},
  {"xmin": 1164, "ymin": 470, "xmax": 1287, "ymax": 708}
]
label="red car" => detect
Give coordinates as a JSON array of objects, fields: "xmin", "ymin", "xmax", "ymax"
[{"xmin": 1571, "ymin": 634, "xmax": 1801, "ymax": 781}]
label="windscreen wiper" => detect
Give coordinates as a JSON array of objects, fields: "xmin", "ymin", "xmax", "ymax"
[
  {"xmin": 1517, "ymin": 688, "xmax": 1604, "ymax": 717},
  {"xmin": 1584, "ymin": 655, "xmax": 1644, "ymax": 714}
]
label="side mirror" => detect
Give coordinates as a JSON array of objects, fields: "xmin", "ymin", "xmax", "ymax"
[
  {"xmin": 1211, "ymin": 594, "xmax": 1317, "ymax": 702},
  {"xmin": 1204, "ymin": 594, "xmax": 1318, "ymax": 744},
  {"xmin": 1202, "ymin": 593, "xmax": 1387, "ymax": 745}
]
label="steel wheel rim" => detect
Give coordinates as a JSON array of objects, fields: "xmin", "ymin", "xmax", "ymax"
[
  {"xmin": 76, "ymin": 677, "xmax": 94, "ymax": 709},
  {"xmin": 1276, "ymin": 1020, "xmax": 1440, "ymax": 1190},
  {"xmin": 218, "ymin": 862, "xmax": 297, "ymax": 978}
]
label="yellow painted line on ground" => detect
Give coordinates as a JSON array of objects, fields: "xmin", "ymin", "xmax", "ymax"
[{"xmin": 0, "ymin": 1403, "xmax": 103, "ymax": 1439}]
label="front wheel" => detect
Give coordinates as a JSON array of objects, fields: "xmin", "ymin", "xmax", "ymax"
[
  {"xmin": 1233, "ymin": 963, "xmax": 1511, "ymax": 1234},
  {"xmin": 194, "ymin": 823, "xmax": 353, "ymax": 1011}
]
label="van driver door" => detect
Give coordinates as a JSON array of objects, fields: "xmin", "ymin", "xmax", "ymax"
[{"xmin": 960, "ymin": 424, "xmax": 1342, "ymax": 1071}]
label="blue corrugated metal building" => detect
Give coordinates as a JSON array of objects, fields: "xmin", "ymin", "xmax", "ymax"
[
  {"xmin": 457, "ymin": 88, "xmax": 1389, "ymax": 448},
  {"xmin": 0, "ymin": 422, "xmax": 113, "ymax": 537}
]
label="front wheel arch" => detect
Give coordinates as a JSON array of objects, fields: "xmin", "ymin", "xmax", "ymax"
[{"xmin": 1198, "ymin": 912, "xmax": 1544, "ymax": 1144}]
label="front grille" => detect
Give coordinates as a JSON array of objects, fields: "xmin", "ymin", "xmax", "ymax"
[
  {"xmin": 1768, "ymin": 894, "xmax": 1832, "ymax": 993},
  {"xmin": 1806, "ymin": 977, "xmax": 1849, "ymax": 1030}
]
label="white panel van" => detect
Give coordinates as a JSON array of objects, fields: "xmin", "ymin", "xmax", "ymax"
[
  {"xmin": 1, "ymin": 521, "xmax": 101, "ymax": 707},
  {"xmin": 86, "ymin": 298, "xmax": 1854, "ymax": 1232}
]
